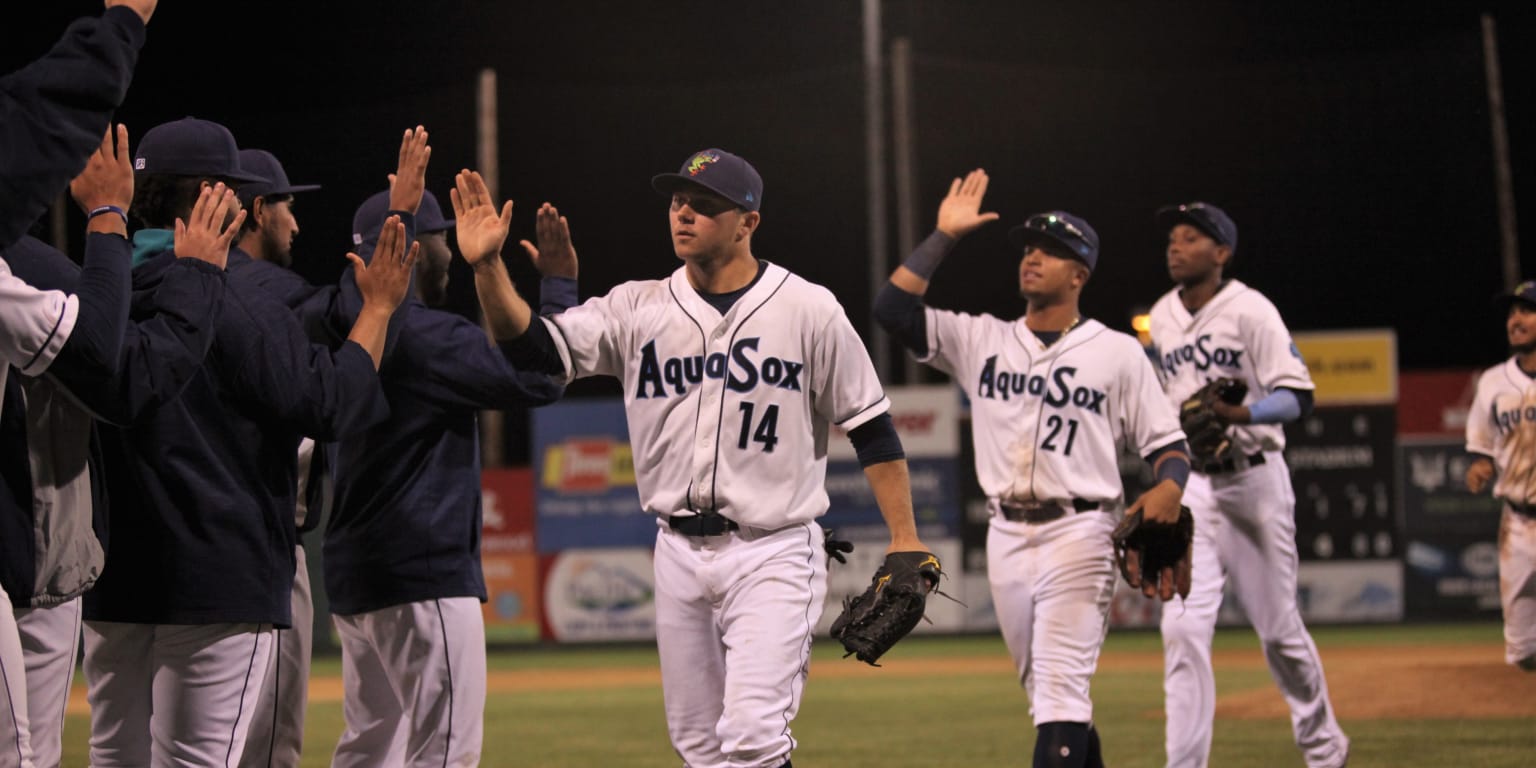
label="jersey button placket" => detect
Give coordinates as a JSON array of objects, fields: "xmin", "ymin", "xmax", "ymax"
[{"xmin": 693, "ymin": 333, "xmax": 728, "ymax": 510}]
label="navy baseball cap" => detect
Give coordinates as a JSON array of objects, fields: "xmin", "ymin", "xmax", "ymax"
[
  {"xmin": 1156, "ymin": 201, "xmax": 1238, "ymax": 252},
  {"xmin": 651, "ymin": 148, "xmax": 763, "ymax": 212},
  {"xmin": 1008, "ymin": 211, "xmax": 1100, "ymax": 271},
  {"xmin": 133, "ymin": 117, "xmax": 265, "ymax": 183},
  {"xmin": 237, "ymin": 149, "xmax": 321, "ymax": 204},
  {"xmin": 351, "ymin": 189, "xmax": 454, "ymax": 245},
  {"xmin": 1496, "ymin": 280, "xmax": 1536, "ymax": 310}
]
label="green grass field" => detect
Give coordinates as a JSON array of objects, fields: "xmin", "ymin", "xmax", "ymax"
[{"xmin": 58, "ymin": 623, "xmax": 1535, "ymax": 766}]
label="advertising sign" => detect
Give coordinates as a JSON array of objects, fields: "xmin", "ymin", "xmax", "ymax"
[
  {"xmin": 532, "ymin": 400, "xmax": 651, "ymax": 551},
  {"xmin": 1399, "ymin": 437, "xmax": 1504, "ymax": 620}
]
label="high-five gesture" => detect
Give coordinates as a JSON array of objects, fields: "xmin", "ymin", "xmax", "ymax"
[
  {"xmin": 519, "ymin": 203, "xmax": 578, "ymax": 280},
  {"xmin": 449, "ymin": 169, "xmax": 514, "ymax": 269},
  {"xmin": 388, "ymin": 126, "xmax": 431, "ymax": 215},
  {"xmin": 936, "ymin": 168, "xmax": 999, "ymax": 239},
  {"xmin": 350, "ymin": 215, "xmax": 419, "ymax": 314},
  {"xmin": 70, "ymin": 124, "xmax": 134, "ymax": 236},
  {"xmin": 173, "ymin": 183, "xmax": 244, "ymax": 270},
  {"xmin": 346, "ymin": 215, "xmax": 420, "ymax": 368}
]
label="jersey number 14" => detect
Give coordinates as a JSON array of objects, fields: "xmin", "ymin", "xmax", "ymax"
[{"xmin": 737, "ymin": 402, "xmax": 780, "ymax": 452}]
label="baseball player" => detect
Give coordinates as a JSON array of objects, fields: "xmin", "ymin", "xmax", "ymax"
[
  {"xmin": 80, "ymin": 118, "xmax": 419, "ymax": 768},
  {"xmin": 0, "ymin": 122, "xmax": 224, "ymax": 768},
  {"xmin": 1149, "ymin": 201, "xmax": 1349, "ymax": 768},
  {"xmin": 231, "ymin": 147, "xmax": 325, "ymax": 768},
  {"xmin": 874, "ymin": 170, "xmax": 1189, "ymax": 768},
  {"xmin": 1464, "ymin": 280, "xmax": 1536, "ymax": 673},
  {"xmin": 500, "ymin": 148, "xmax": 932, "ymax": 768},
  {"xmin": 323, "ymin": 170, "xmax": 564, "ymax": 768}
]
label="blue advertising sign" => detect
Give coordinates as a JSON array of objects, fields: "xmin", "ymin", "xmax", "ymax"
[{"xmin": 532, "ymin": 400, "xmax": 655, "ymax": 552}]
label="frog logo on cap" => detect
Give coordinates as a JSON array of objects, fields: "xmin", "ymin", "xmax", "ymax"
[{"xmin": 686, "ymin": 152, "xmax": 720, "ymax": 176}]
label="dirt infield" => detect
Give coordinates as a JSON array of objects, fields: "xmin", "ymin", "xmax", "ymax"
[{"xmin": 65, "ymin": 642, "xmax": 1531, "ymax": 719}]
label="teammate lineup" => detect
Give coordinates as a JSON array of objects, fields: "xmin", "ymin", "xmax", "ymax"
[{"xmin": 1, "ymin": 4, "xmax": 1532, "ymax": 768}]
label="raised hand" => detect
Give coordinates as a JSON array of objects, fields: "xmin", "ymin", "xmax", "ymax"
[
  {"xmin": 70, "ymin": 124, "xmax": 134, "ymax": 231},
  {"xmin": 173, "ymin": 183, "xmax": 244, "ymax": 270},
  {"xmin": 449, "ymin": 170, "xmax": 514, "ymax": 269},
  {"xmin": 105, "ymin": 0, "xmax": 156, "ymax": 24},
  {"xmin": 518, "ymin": 203, "xmax": 578, "ymax": 280},
  {"xmin": 349, "ymin": 215, "xmax": 420, "ymax": 313},
  {"xmin": 388, "ymin": 126, "xmax": 431, "ymax": 215},
  {"xmin": 936, "ymin": 168, "xmax": 1000, "ymax": 239}
]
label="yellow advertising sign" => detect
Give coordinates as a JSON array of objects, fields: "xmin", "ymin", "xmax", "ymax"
[{"xmin": 1292, "ymin": 329, "xmax": 1397, "ymax": 405}]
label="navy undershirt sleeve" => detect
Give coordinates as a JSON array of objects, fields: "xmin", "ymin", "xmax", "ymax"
[
  {"xmin": 873, "ymin": 282, "xmax": 928, "ymax": 356},
  {"xmin": 39, "ymin": 233, "xmax": 129, "ymax": 379},
  {"xmin": 848, "ymin": 412, "xmax": 905, "ymax": 467}
]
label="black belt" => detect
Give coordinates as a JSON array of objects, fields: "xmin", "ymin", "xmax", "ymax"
[
  {"xmin": 999, "ymin": 498, "xmax": 1099, "ymax": 524},
  {"xmin": 667, "ymin": 513, "xmax": 739, "ymax": 537},
  {"xmin": 1200, "ymin": 451, "xmax": 1266, "ymax": 475}
]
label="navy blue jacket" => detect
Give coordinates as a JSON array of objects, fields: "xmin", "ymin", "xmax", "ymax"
[
  {"xmin": 0, "ymin": 235, "xmax": 224, "ymax": 607},
  {"xmin": 0, "ymin": 7, "xmax": 144, "ymax": 249},
  {"xmin": 323, "ymin": 271, "xmax": 567, "ymax": 615},
  {"xmin": 84, "ymin": 246, "xmax": 389, "ymax": 627}
]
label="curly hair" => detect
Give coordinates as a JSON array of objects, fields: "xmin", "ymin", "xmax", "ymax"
[{"xmin": 130, "ymin": 175, "xmax": 246, "ymax": 230}]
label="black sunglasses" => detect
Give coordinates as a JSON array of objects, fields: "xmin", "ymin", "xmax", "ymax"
[{"xmin": 1019, "ymin": 214, "xmax": 1092, "ymax": 259}]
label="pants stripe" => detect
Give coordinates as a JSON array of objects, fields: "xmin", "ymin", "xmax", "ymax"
[
  {"xmin": 434, "ymin": 600, "xmax": 454, "ymax": 768},
  {"xmin": 226, "ymin": 628, "xmax": 263, "ymax": 767}
]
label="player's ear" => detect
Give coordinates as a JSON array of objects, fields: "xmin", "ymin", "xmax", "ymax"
[
  {"xmin": 737, "ymin": 210, "xmax": 761, "ymax": 241},
  {"xmin": 1213, "ymin": 244, "xmax": 1232, "ymax": 268}
]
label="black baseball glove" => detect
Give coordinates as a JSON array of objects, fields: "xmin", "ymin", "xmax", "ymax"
[
  {"xmin": 1111, "ymin": 506, "xmax": 1194, "ymax": 601},
  {"xmin": 830, "ymin": 551, "xmax": 943, "ymax": 666},
  {"xmin": 1180, "ymin": 377, "xmax": 1248, "ymax": 469}
]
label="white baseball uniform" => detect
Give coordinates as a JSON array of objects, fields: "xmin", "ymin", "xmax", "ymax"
[
  {"xmin": 1, "ymin": 257, "xmax": 79, "ymax": 768},
  {"xmin": 1149, "ymin": 279, "xmax": 1348, "ymax": 768},
  {"xmin": 915, "ymin": 310, "xmax": 1181, "ymax": 725},
  {"xmin": 1464, "ymin": 358, "xmax": 1536, "ymax": 668},
  {"xmin": 542, "ymin": 261, "xmax": 887, "ymax": 768}
]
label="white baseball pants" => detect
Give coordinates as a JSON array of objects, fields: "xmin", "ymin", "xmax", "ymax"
[
  {"xmin": 987, "ymin": 508, "xmax": 1117, "ymax": 726},
  {"xmin": 330, "ymin": 597, "xmax": 485, "ymax": 768},
  {"xmin": 13, "ymin": 598, "xmax": 81, "ymax": 768},
  {"xmin": 240, "ymin": 545, "xmax": 313, "ymax": 768},
  {"xmin": 1499, "ymin": 506, "xmax": 1536, "ymax": 668},
  {"xmin": 653, "ymin": 521, "xmax": 827, "ymax": 768},
  {"xmin": 82, "ymin": 620, "xmax": 273, "ymax": 768},
  {"xmin": 0, "ymin": 587, "xmax": 34, "ymax": 768},
  {"xmin": 1160, "ymin": 453, "xmax": 1349, "ymax": 768}
]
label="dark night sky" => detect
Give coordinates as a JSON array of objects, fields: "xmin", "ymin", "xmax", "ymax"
[{"xmin": 7, "ymin": 1, "xmax": 1536, "ymax": 380}]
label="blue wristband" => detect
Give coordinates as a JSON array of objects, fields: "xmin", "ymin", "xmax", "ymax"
[{"xmin": 88, "ymin": 205, "xmax": 129, "ymax": 227}]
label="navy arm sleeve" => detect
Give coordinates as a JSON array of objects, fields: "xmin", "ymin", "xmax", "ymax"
[
  {"xmin": 874, "ymin": 281, "xmax": 928, "ymax": 357},
  {"xmin": 2, "ymin": 238, "xmax": 228, "ymax": 425},
  {"xmin": 495, "ymin": 274, "xmax": 576, "ymax": 376},
  {"xmin": 214, "ymin": 278, "xmax": 389, "ymax": 441},
  {"xmin": 47, "ymin": 233, "xmax": 130, "ymax": 380},
  {"xmin": 395, "ymin": 310, "xmax": 565, "ymax": 412},
  {"xmin": 0, "ymin": 7, "xmax": 144, "ymax": 248},
  {"xmin": 847, "ymin": 412, "xmax": 905, "ymax": 467}
]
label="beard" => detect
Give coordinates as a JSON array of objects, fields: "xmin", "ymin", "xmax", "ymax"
[
  {"xmin": 262, "ymin": 228, "xmax": 292, "ymax": 269},
  {"xmin": 1512, "ymin": 339, "xmax": 1536, "ymax": 355}
]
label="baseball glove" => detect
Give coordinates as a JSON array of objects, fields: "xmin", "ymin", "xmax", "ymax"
[
  {"xmin": 830, "ymin": 551, "xmax": 943, "ymax": 666},
  {"xmin": 1111, "ymin": 506, "xmax": 1194, "ymax": 601},
  {"xmin": 1180, "ymin": 377, "xmax": 1248, "ymax": 469}
]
